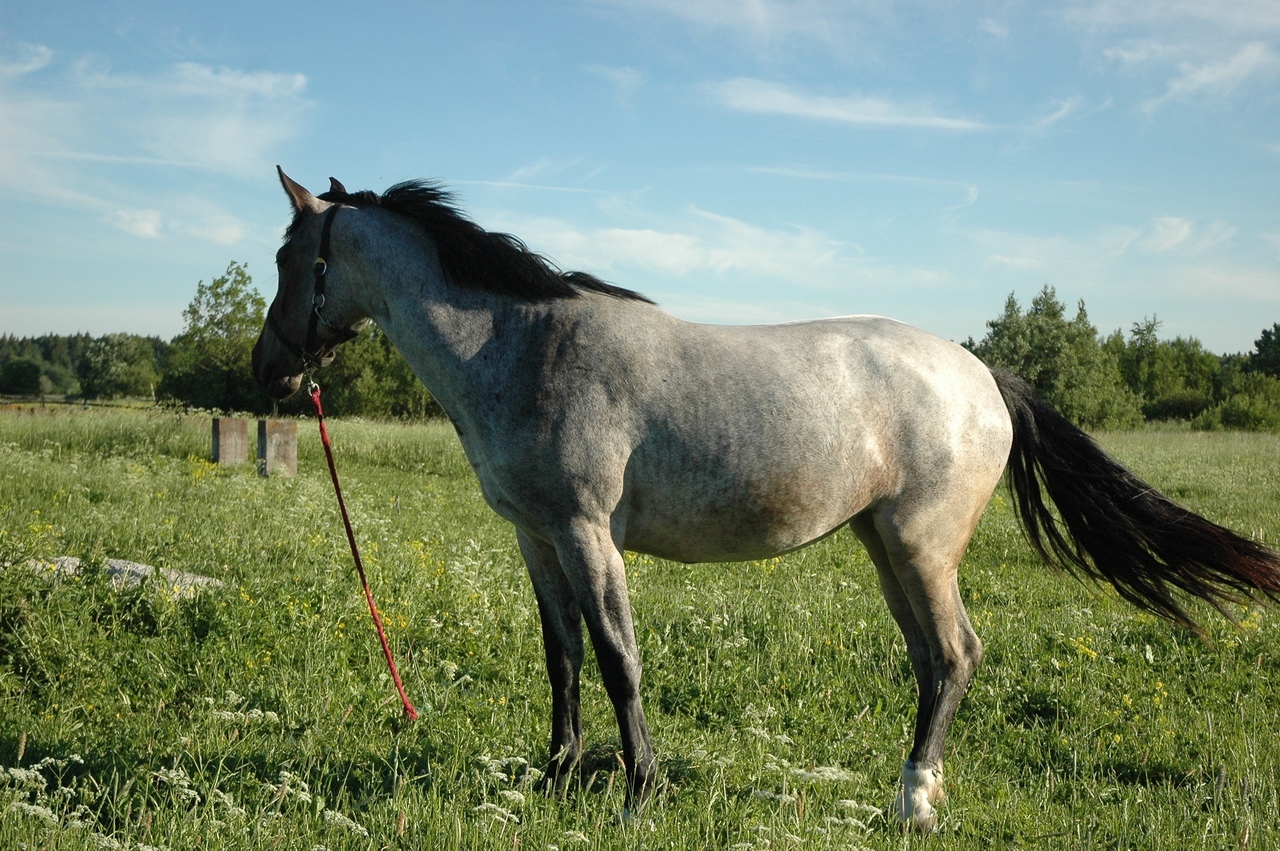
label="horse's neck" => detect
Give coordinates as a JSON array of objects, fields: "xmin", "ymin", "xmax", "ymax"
[{"xmin": 373, "ymin": 271, "xmax": 532, "ymax": 428}]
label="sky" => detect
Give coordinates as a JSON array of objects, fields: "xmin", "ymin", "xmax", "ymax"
[{"xmin": 2, "ymin": 1, "xmax": 1279, "ymax": 354}]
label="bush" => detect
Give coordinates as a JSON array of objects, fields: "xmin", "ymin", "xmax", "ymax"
[
  {"xmin": 0, "ymin": 356, "xmax": 43, "ymax": 396},
  {"xmin": 1142, "ymin": 390, "xmax": 1214, "ymax": 422},
  {"xmin": 1193, "ymin": 373, "xmax": 1280, "ymax": 433}
]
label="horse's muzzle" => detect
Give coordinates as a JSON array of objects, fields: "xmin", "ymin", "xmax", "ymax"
[{"xmin": 252, "ymin": 331, "xmax": 305, "ymax": 399}]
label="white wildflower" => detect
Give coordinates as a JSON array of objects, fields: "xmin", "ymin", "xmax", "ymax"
[
  {"xmin": 89, "ymin": 834, "xmax": 123, "ymax": 850},
  {"xmin": 154, "ymin": 767, "xmax": 201, "ymax": 803},
  {"xmin": 472, "ymin": 802, "xmax": 519, "ymax": 825},
  {"xmin": 836, "ymin": 800, "xmax": 884, "ymax": 818},
  {"xmin": 497, "ymin": 789, "xmax": 526, "ymax": 806},
  {"xmin": 323, "ymin": 808, "xmax": 370, "ymax": 837},
  {"xmin": 3, "ymin": 766, "xmax": 48, "ymax": 789},
  {"xmin": 562, "ymin": 830, "xmax": 590, "ymax": 843},
  {"xmin": 791, "ymin": 765, "xmax": 853, "ymax": 783},
  {"xmin": 9, "ymin": 800, "xmax": 59, "ymax": 825},
  {"xmin": 265, "ymin": 771, "xmax": 312, "ymax": 804}
]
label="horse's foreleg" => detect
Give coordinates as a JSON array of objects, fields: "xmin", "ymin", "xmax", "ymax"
[
  {"xmin": 851, "ymin": 512, "xmax": 984, "ymax": 833},
  {"xmin": 551, "ymin": 519, "xmax": 656, "ymax": 810},
  {"xmin": 517, "ymin": 531, "xmax": 585, "ymax": 795}
]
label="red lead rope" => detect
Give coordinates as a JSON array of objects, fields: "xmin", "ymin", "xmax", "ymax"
[{"xmin": 309, "ymin": 381, "xmax": 419, "ymax": 721}]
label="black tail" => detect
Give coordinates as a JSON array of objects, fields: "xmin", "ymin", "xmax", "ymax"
[{"xmin": 992, "ymin": 369, "xmax": 1280, "ymax": 631}]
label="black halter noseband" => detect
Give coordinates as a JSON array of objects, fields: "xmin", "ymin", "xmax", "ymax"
[{"xmin": 266, "ymin": 204, "xmax": 360, "ymax": 370}]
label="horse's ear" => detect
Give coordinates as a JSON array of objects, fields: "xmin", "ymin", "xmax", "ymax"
[
  {"xmin": 328, "ymin": 177, "xmax": 347, "ymax": 195},
  {"xmin": 277, "ymin": 166, "xmax": 318, "ymax": 212}
]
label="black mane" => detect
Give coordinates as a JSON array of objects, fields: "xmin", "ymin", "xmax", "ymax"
[{"xmin": 299, "ymin": 180, "xmax": 652, "ymax": 304}]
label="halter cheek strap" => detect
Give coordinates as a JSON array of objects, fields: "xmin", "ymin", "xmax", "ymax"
[{"xmin": 266, "ymin": 205, "xmax": 360, "ymax": 368}]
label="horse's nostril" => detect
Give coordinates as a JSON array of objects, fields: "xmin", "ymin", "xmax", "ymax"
[{"xmin": 268, "ymin": 374, "xmax": 303, "ymax": 400}]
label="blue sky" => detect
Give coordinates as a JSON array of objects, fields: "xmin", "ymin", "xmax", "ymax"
[{"xmin": 2, "ymin": 1, "xmax": 1278, "ymax": 354}]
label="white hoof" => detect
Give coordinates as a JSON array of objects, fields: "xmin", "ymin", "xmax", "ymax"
[{"xmin": 894, "ymin": 761, "xmax": 945, "ymax": 833}]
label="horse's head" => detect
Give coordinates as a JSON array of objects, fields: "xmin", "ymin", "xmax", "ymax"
[{"xmin": 252, "ymin": 168, "xmax": 369, "ymax": 399}]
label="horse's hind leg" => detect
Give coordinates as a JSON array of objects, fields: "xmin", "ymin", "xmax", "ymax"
[
  {"xmin": 851, "ymin": 503, "xmax": 986, "ymax": 832},
  {"xmin": 517, "ymin": 531, "xmax": 585, "ymax": 794}
]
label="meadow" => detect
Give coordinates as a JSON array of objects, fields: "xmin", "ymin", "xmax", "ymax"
[{"xmin": 0, "ymin": 406, "xmax": 1277, "ymax": 849}]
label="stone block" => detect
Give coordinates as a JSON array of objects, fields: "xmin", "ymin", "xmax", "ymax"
[{"xmin": 258, "ymin": 419, "xmax": 298, "ymax": 478}]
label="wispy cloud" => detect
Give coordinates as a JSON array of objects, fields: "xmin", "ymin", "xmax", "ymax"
[
  {"xmin": 597, "ymin": 0, "xmax": 882, "ymax": 51},
  {"xmin": 0, "ymin": 42, "xmax": 53, "ymax": 77},
  {"xmin": 68, "ymin": 60, "xmax": 312, "ymax": 176},
  {"xmin": 705, "ymin": 77, "xmax": 988, "ymax": 131},
  {"xmin": 1066, "ymin": 0, "xmax": 1280, "ymax": 34},
  {"xmin": 1143, "ymin": 42, "xmax": 1279, "ymax": 112},
  {"xmin": 586, "ymin": 64, "xmax": 647, "ymax": 101},
  {"xmin": 0, "ymin": 46, "xmax": 311, "ymax": 246},
  {"xmin": 978, "ymin": 18, "xmax": 1010, "ymax": 38},
  {"xmin": 104, "ymin": 209, "xmax": 163, "ymax": 239},
  {"xmin": 509, "ymin": 206, "xmax": 849, "ymax": 280},
  {"xmin": 1029, "ymin": 96, "xmax": 1085, "ymax": 131}
]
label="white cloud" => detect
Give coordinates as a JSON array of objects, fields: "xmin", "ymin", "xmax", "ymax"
[
  {"xmin": 480, "ymin": 202, "xmax": 958, "ymax": 325},
  {"xmin": 1126, "ymin": 216, "xmax": 1237, "ymax": 254},
  {"xmin": 105, "ymin": 208, "xmax": 164, "ymax": 238},
  {"xmin": 0, "ymin": 43, "xmax": 53, "ymax": 77},
  {"xmin": 586, "ymin": 64, "xmax": 647, "ymax": 101},
  {"xmin": 597, "ymin": 0, "xmax": 887, "ymax": 50},
  {"xmin": 1102, "ymin": 39, "xmax": 1181, "ymax": 66},
  {"xmin": 65, "ymin": 60, "xmax": 312, "ymax": 176},
  {"xmin": 979, "ymin": 18, "xmax": 1010, "ymax": 38},
  {"xmin": 1029, "ymin": 96, "xmax": 1085, "ymax": 131},
  {"xmin": 1066, "ymin": 0, "xmax": 1280, "ymax": 34},
  {"xmin": 1138, "ymin": 215, "xmax": 1194, "ymax": 252},
  {"xmin": 705, "ymin": 77, "xmax": 988, "ymax": 131},
  {"xmin": 1143, "ymin": 42, "xmax": 1279, "ymax": 111},
  {"xmin": 0, "ymin": 48, "xmax": 311, "ymax": 248},
  {"xmin": 508, "ymin": 207, "xmax": 848, "ymax": 280}
]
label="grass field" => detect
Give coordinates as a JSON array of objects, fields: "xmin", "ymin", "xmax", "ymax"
[{"xmin": 1, "ymin": 407, "xmax": 1278, "ymax": 849}]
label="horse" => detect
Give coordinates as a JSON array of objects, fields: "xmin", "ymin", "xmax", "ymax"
[{"xmin": 252, "ymin": 169, "xmax": 1280, "ymax": 831}]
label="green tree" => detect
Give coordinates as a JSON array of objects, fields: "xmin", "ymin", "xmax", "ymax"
[
  {"xmin": 0, "ymin": 356, "xmax": 43, "ymax": 396},
  {"xmin": 318, "ymin": 324, "xmax": 440, "ymax": 419},
  {"xmin": 1194, "ymin": 370, "xmax": 1280, "ymax": 432},
  {"xmin": 1110, "ymin": 316, "xmax": 1220, "ymax": 421},
  {"xmin": 965, "ymin": 286, "xmax": 1142, "ymax": 429},
  {"xmin": 1250, "ymin": 323, "xmax": 1280, "ymax": 378},
  {"xmin": 76, "ymin": 334, "xmax": 160, "ymax": 399},
  {"xmin": 159, "ymin": 262, "xmax": 267, "ymax": 412}
]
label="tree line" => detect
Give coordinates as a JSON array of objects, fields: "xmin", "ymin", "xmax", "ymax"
[
  {"xmin": 0, "ymin": 262, "xmax": 438, "ymax": 420},
  {"xmin": 964, "ymin": 286, "xmax": 1280, "ymax": 432},
  {"xmin": 1, "ymin": 266, "xmax": 1277, "ymax": 431}
]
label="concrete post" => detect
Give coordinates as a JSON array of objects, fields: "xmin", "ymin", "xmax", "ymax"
[
  {"xmin": 258, "ymin": 419, "xmax": 298, "ymax": 478},
  {"xmin": 211, "ymin": 418, "xmax": 248, "ymax": 465}
]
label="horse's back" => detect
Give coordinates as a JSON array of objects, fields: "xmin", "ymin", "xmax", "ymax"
[{"xmin": 597, "ymin": 308, "xmax": 1011, "ymax": 562}]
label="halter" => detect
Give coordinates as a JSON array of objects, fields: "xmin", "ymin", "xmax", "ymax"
[{"xmin": 266, "ymin": 204, "xmax": 360, "ymax": 370}]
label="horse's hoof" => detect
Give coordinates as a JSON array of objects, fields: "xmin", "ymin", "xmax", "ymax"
[
  {"xmin": 536, "ymin": 762, "xmax": 580, "ymax": 798},
  {"xmin": 894, "ymin": 760, "xmax": 944, "ymax": 833}
]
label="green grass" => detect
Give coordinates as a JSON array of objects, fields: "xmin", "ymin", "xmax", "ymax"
[{"xmin": 1, "ymin": 407, "xmax": 1278, "ymax": 849}]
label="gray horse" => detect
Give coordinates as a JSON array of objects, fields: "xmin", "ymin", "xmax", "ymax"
[{"xmin": 253, "ymin": 170, "xmax": 1280, "ymax": 831}]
